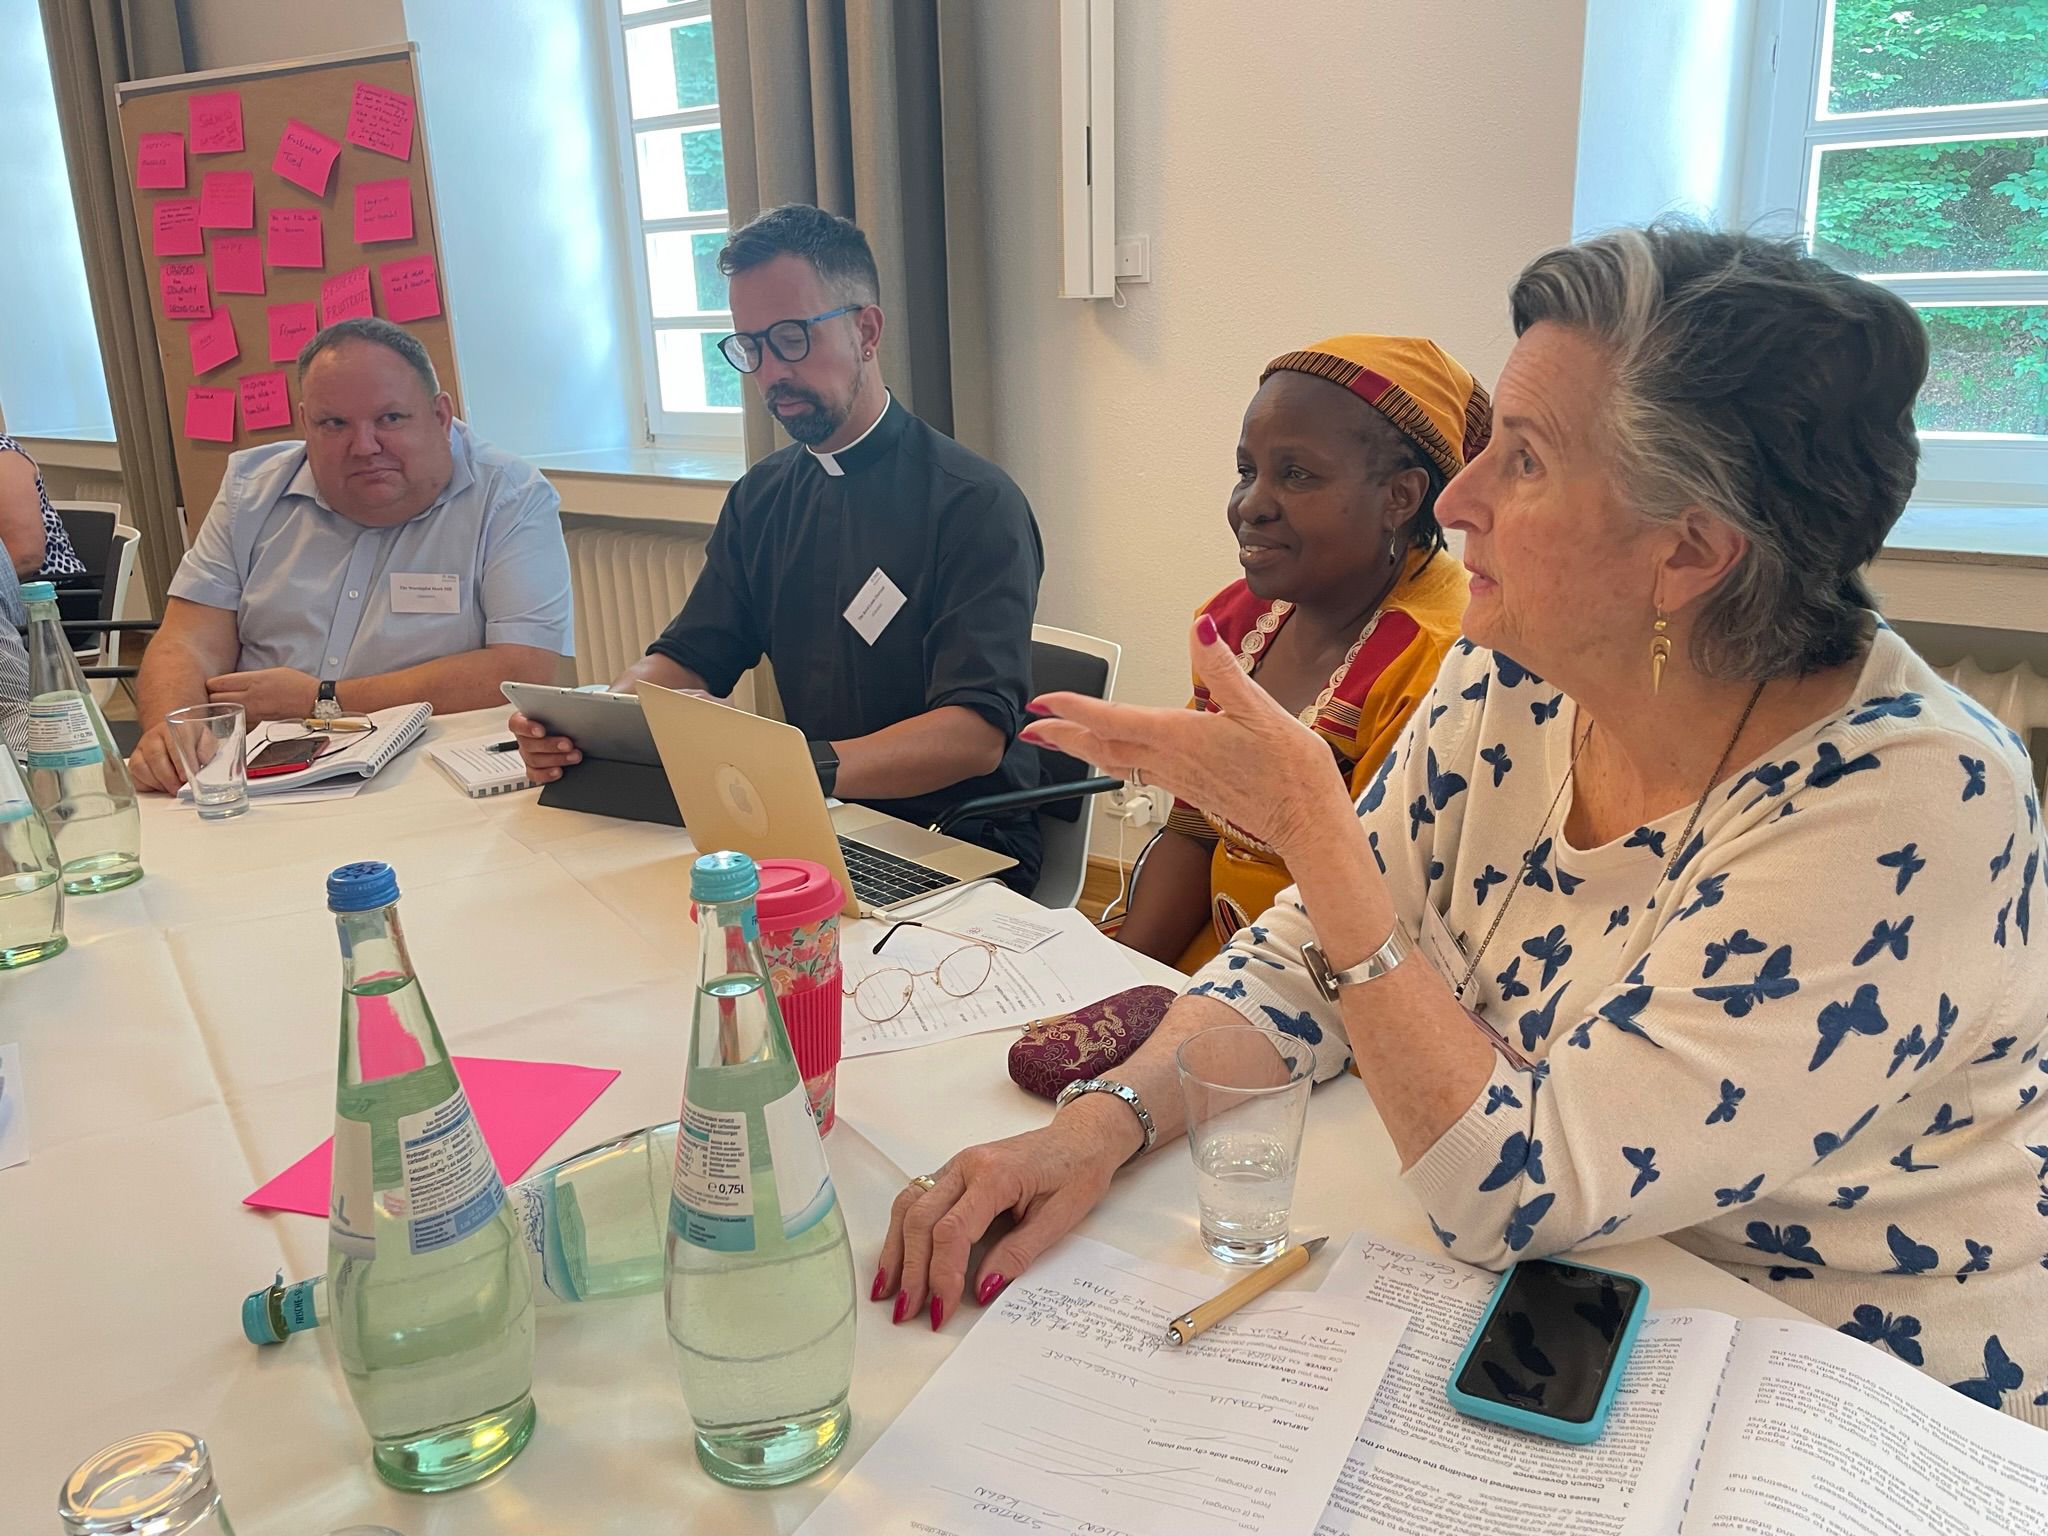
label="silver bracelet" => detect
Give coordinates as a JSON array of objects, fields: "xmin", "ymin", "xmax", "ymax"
[{"xmin": 1054, "ymin": 1077, "xmax": 1157, "ymax": 1161}]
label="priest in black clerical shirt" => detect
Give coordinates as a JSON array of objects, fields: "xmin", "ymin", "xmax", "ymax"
[{"xmin": 510, "ymin": 204, "xmax": 1046, "ymax": 891}]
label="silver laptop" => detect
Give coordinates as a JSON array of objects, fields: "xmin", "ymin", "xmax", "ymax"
[{"xmin": 637, "ymin": 682, "xmax": 1016, "ymax": 917}]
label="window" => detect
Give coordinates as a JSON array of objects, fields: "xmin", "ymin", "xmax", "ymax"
[
  {"xmin": 600, "ymin": 0, "xmax": 742, "ymax": 449},
  {"xmin": 1750, "ymin": 1, "xmax": 2048, "ymax": 501}
]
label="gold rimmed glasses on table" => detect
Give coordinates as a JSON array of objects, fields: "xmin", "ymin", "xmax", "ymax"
[{"xmin": 842, "ymin": 921, "xmax": 998, "ymax": 1023}]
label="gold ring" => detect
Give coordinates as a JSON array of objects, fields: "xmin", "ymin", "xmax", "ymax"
[{"xmin": 909, "ymin": 1174, "xmax": 938, "ymax": 1193}]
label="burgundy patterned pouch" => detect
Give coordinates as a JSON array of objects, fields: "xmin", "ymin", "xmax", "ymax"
[{"xmin": 1006, "ymin": 985, "xmax": 1178, "ymax": 1100}]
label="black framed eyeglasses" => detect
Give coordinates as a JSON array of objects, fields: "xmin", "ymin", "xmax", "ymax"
[{"xmin": 717, "ymin": 305, "xmax": 862, "ymax": 373}]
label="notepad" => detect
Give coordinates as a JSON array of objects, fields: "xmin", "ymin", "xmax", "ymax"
[
  {"xmin": 429, "ymin": 734, "xmax": 537, "ymax": 798},
  {"xmin": 179, "ymin": 703, "xmax": 432, "ymax": 803}
]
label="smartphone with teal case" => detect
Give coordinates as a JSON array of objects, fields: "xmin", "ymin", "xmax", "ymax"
[{"xmin": 1444, "ymin": 1256, "xmax": 1648, "ymax": 1444}]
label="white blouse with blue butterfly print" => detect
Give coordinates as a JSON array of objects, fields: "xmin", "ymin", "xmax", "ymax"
[{"xmin": 1187, "ymin": 624, "xmax": 2048, "ymax": 1425}]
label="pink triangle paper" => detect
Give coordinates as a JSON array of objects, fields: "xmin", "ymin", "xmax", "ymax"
[{"xmin": 244, "ymin": 1056, "xmax": 622, "ymax": 1217}]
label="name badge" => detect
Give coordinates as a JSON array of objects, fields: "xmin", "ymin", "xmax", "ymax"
[
  {"xmin": 391, "ymin": 572, "xmax": 461, "ymax": 614},
  {"xmin": 843, "ymin": 567, "xmax": 907, "ymax": 646},
  {"xmin": 1418, "ymin": 898, "xmax": 1468, "ymax": 993}
]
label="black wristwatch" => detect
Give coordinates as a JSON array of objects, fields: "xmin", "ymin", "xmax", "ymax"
[
  {"xmin": 807, "ymin": 739, "xmax": 840, "ymax": 797},
  {"xmin": 313, "ymin": 679, "xmax": 342, "ymax": 722}
]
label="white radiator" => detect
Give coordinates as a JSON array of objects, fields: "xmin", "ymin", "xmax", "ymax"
[
  {"xmin": 562, "ymin": 519, "xmax": 756, "ymax": 711},
  {"xmin": 1936, "ymin": 657, "xmax": 2048, "ymax": 740}
]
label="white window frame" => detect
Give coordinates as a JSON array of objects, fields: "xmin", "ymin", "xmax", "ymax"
[
  {"xmin": 595, "ymin": 0, "xmax": 742, "ymax": 451},
  {"xmin": 1744, "ymin": 0, "xmax": 2048, "ymax": 504}
]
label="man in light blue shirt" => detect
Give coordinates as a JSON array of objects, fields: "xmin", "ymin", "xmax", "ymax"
[{"xmin": 129, "ymin": 318, "xmax": 572, "ymax": 791}]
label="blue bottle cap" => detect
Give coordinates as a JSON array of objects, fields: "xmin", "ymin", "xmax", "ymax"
[
  {"xmin": 327, "ymin": 860, "xmax": 400, "ymax": 912},
  {"xmin": 19, "ymin": 581, "xmax": 56, "ymax": 602},
  {"xmin": 241, "ymin": 1283, "xmax": 285, "ymax": 1345},
  {"xmin": 690, "ymin": 849, "xmax": 759, "ymax": 905}
]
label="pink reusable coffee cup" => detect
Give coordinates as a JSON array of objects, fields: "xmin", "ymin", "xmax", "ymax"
[{"xmin": 753, "ymin": 859, "xmax": 846, "ymax": 1133}]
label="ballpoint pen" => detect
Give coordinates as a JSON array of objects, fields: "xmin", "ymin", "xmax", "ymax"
[{"xmin": 1165, "ymin": 1236, "xmax": 1328, "ymax": 1345}]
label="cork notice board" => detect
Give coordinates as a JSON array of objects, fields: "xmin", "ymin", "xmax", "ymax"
[{"xmin": 116, "ymin": 45, "xmax": 462, "ymax": 531}]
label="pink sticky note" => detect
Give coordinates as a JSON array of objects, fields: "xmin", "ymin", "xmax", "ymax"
[
  {"xmin": 184, "ymin": 385, "xmax": 235, "ymax": 443},
  {"xmin": 273, "ymin": 118, "xmax": 342, "ymax": 197},
  {"xmin": 136, "ymin": 131, "xmax": 186, "ymax": 189},
  {"xmin": 189, "ymin": 90, "xmax": 243, "ymax": 154},
  {"xmin": 321, "ymin": 265, "xmax": 374, "ymax": 326},
  {"xmin": 377, "ymin": 254, "xmax": 441, "ymax": 323},
  {"xmin": 243, "ymin": 1057, "xmax": 622, "ymax": 1217},
  {"xmin": 265, "ymin": 208, "xmax": 323, "ymax": 269},
  {"xmin": 160, "ymin": 261, "xmax": 210, "ymax": 320},
  {"xmin": 353, "ymin": 178, "xmax": 414, "ymax": 244},
  {"xmin": 346, "ymin": 80, "xmax": 416, "ymax": 160},
  {"xmin": 266, "ymin": 302, "xmax": 318, "ymax": 363},
  {"xmin": 211, "ymin": 235, "xmax": 264, "ymax": 295},
  {"xmin": 199, "ymin": 170, "xmax": 254, "ymax": 230},
  {"xmin": 239, "ymin": 370, "xmax": 293, "ymax": 431},
  {"xmin": 187, "ymin": 311, "xmax": 239, "ymax": 376},
  {"xmin": 152, "ymin": 199, "xmax": 202, "ymax": 257}
]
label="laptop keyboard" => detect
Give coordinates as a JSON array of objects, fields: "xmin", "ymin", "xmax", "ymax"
[{"xmin": 837, "ymin": 837, "xmax": 956, "ymax": 908}]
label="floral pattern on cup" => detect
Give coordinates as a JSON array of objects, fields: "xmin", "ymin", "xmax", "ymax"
[{"xmin": 760, "ymin": 916, "xmax": 841, "ymax": 996}]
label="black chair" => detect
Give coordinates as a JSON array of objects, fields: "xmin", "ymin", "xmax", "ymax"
[{"xmin": 933, "ymin": 626, "xmax": 1125, "ymax": 909}]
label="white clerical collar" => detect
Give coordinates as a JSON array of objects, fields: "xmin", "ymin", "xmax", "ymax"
[{"xmin": 807, "ymin": 394, "xmax": 892, "ymax": 478}]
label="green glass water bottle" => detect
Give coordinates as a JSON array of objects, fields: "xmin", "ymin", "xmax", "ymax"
[
  {"xmin": 325, "ymin": 860, "xmax": 536, "ymax": 1492},
  {"xmin": 665, "ymin": 850, "xmax": 857, "ymax": 1487}
]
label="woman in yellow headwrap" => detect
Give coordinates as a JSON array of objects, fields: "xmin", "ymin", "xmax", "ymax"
[{"xmin": 1116, "ymin": 335, "xmax": 1490, "ymax": 971}]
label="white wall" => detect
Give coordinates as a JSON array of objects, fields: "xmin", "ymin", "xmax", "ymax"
[
  {"xmin": 1572, "ymin": 0, "xmax": 1757, "ymax": 234},
  {"xmin": 182, "ymin": 0, "xmax": 407, "ymax": 69},
  {"xmin": 967, "ymin": 0, "xmax": 1588, "ymax": 730}
]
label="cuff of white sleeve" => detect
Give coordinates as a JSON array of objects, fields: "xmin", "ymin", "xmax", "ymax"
[
  {"xmin": 1182, "ymin": 956, "xmax": 1353, "ymax": 1084},
  {"xmin": 1399, "ymin": 1058, "xmax": 1521, "ymax": 1213}
]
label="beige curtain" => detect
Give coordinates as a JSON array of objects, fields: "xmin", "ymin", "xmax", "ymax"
[
  {"xmin": 709, "ymin": 0, "xmax": 989, "ymax": 465},
  {"xmin": 38, "ymin": 0, "xmax": 192, "ymax": 606}
]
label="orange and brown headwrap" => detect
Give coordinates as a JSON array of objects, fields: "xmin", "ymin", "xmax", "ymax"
[{"xmin": 1261, "ymin": 334, "xmax": 1492, "ymax": 484}]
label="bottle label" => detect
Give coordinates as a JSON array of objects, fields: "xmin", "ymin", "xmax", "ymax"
[
  {"xmin": 763, "ymin": 1082, "xmax": 837, "ymax": 1239},
  {"xmin": 398, "ymin": 1089, "xmax": 506, "ymax": 1255},
  {"xmin": 25, "ymin": 697, "xmax": 103, "ymax": 770},
  {"xmin": 279, "ymin": 1278, "xmax": 323, "ymax": 1333},
  {"xmin": 670, "ymin": 1101, "xmax": 755, "ymax": 1253},
  {"xmin": 330, "ymin": 1115, "xmax": 377, "ymax": 1259}
]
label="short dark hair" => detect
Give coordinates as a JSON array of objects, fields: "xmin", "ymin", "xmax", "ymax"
[
  {"xmin": 297, "ymin": 317, "xmax": 439, "ymax": 396},
  {"xmin": 1510, "ymin": 219, "xmax": 1928, "ymax": 680},
  {"xmin": 718, "ymin": 204, "xmax": 880, "ymax": 306},
  {"xmin": 1354, "ymin": 409, "xmax": 1449, "ymax": 558}
]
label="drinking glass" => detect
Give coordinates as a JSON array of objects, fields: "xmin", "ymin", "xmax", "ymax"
[
  {"xmin": 60, "ymin": 1429, "xmax": 236, "ymax": 1535},
  {"xmin": 1175, "ymin": 1024, "xmax": 1313, "ymax": 1265},
  {"xmin": 165, "ymin": 703, "xmax": 249, "ymax": 820}
]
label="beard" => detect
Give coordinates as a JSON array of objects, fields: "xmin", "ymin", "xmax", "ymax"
[{"xmin": 764, "ymin": 357, "xmax": 865, "ymax": 445}]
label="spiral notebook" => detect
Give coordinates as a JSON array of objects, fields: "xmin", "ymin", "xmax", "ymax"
[
  {"xmin": 235, "ymin": 702, "xmax": 433, "ymax": 797},
  {"xmin": 429, "ymin": 733, "xmax": 538, "ymax": 798}
]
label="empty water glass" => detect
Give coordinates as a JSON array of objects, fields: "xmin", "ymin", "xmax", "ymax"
[
  {"xmin": 166, "ymin": 703, "xmax": 249, "ymax": 820},
  {"xmin": 60, "ymin": 1429, "xmax": 236, "ymax": 1535},
  {"xmin": 1176, "ymin": 1024, "xmax": 1314, "ymax": 1265}
]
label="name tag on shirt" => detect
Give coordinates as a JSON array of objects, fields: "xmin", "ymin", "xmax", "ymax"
[
  {"xmin": 843, "ymin": 567, "xmax": 907, "ymax": 646},
  {"xmin": 1419, "ymin": 898, "xmax": 1469, "ymax": 993},
  {"xmin": 390, "ymin": 572, "xmax": 461, "ymax": 614}
]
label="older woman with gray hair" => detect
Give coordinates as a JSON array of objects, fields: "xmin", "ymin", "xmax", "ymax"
[{"xmin": 876, "ymin": 223, "xmax": 2048, "ymax": 1422}]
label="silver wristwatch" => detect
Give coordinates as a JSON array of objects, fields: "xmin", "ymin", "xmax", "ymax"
[
  {"xmin": 312, "ymin": 679, "xmax": 342, "ymax": 722},
  {"xmin": 1054, "ymin": 1077, "xmax": 1157, "ymax": 1161},
  {"xmin": 1301, "ymin": 922, "xmax": 1414, "ymax": 1001}
]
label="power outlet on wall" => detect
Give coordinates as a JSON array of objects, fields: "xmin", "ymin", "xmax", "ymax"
[
  {"xmin": 1114, "ymin": 235, "xmax": 1151, "ymax": 283},
  {"xmin": 1108, "ymin": 782, "xmax": 1171, "ymax": 827}
]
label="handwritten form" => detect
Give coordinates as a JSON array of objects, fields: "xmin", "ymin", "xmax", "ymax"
[
  {"xmin": 1313, "ymin": 1235, "xmax": 1726, "ymax": 1536},
  {"xmin": 797, "ymin": 1235, "xmax": 1400, "ymax": 1536},
  {"xmin": 838, "ymin": 890, "xmax": 1142, "ymax": 1058}
]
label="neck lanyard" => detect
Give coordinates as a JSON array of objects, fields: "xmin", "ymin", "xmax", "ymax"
[{"xmin": 1452, "ymin": 680, "xmax": 1767, "ymax": 1001}]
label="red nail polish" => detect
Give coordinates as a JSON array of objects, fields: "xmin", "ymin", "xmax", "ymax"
[
  {"xmin": 892, "ymin": 1292, "xmax": 911, "ymax": 1324},
  {"xmin": 1025, "ymin": 699, "xmax": 1051, "ymax": 716},
  {"xmin": 1018, "ymin": 726, "xmax": 1048, "ymax": 746},
  {"xmin": 1195, "ymin": 614, "xmax": 1219, "ymax": 646},
  {"xmin": 976, "ymin": 1273, "xmax": 1008, "ymax": 1307},
  {"xmin": 930, "ymin": 1295, "xmax": 944, "ymax": 1330},
  {"xmin": 871, "ymin": 1266, "xmax": 889, "ymax": 1302}
]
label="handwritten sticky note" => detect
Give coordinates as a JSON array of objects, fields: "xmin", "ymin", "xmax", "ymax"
[
  {"xmin": 189, "ymin": 90, "xmax": 243, "ymax": 154},
  {"xmin": 266, "ymin": 302, "xmax": 318, "ymax": 363},
  {"xmin": 211, "ymin": 235, "xmax": 264, "ymax": 295},
  {"xmin": 320, "ymin": 265, "xmax": 374, "ymax": 326},
  {"xmin": 184, "ymin": 385, "xmax": 235, "ymax": 443},
  {"xmin": 265, "ymin": 208, "xmax": 323, "ymax": 268},
  {"xmin": 273, "ymin": 118, "xmax": 341, "ymax": 197},
  {"xmin": 136, "ymin": 131, "xmax": 186, "ymax": 189},
  {"xmin": 198, "ymin": 170, "xmax": 254, "ymax": 229},
  {"xmin": 346, "ymin": 80, "xmax": 416, "ymax": 160},
  {"xmin": 152, "ymin": 199, "xmax": 202, "ymax": 257},
  {"xmin": 239, "ymin": 370, "xmax": 293, "ymax": 431},
  {"xmin": 353, "ymin": 178, "xmax": 414, "ymax": 244},
  {"xmin": 242, "ymin": 1057, "xmax": 621, "ymax": 1216},
  {"xmin": 160, "ymin": 261, "xmax": 210, "ymax": 320},
  {"xmin": 377, "ymin": 254, "xmax": 441, "ymax": 323},
  {"xmin": 187, "ymin": 311, "xmax": 240, "ymax": 376}
]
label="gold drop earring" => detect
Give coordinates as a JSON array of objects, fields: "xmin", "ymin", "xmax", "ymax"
[{"xmin": 1650, "ymin": 607, "xmax": 1671, "ymax": 693}]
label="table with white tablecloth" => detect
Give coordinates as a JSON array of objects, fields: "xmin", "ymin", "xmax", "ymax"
[{"xmin": 0, "ymin": 708, "xmax": 1801, "ymax": 1533}]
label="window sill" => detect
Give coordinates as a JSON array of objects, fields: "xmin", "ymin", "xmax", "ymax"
[
  {"xmin": 529, "ymin": 444, "xmax": 743, "ymax": 528},
  {"xmin": 12, "ymin": 434, "xmax": 121, "ymax": 473},
  {"xmin": 1880, "ymin": 503, "xmax": 2048, "ymax": 572}
]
